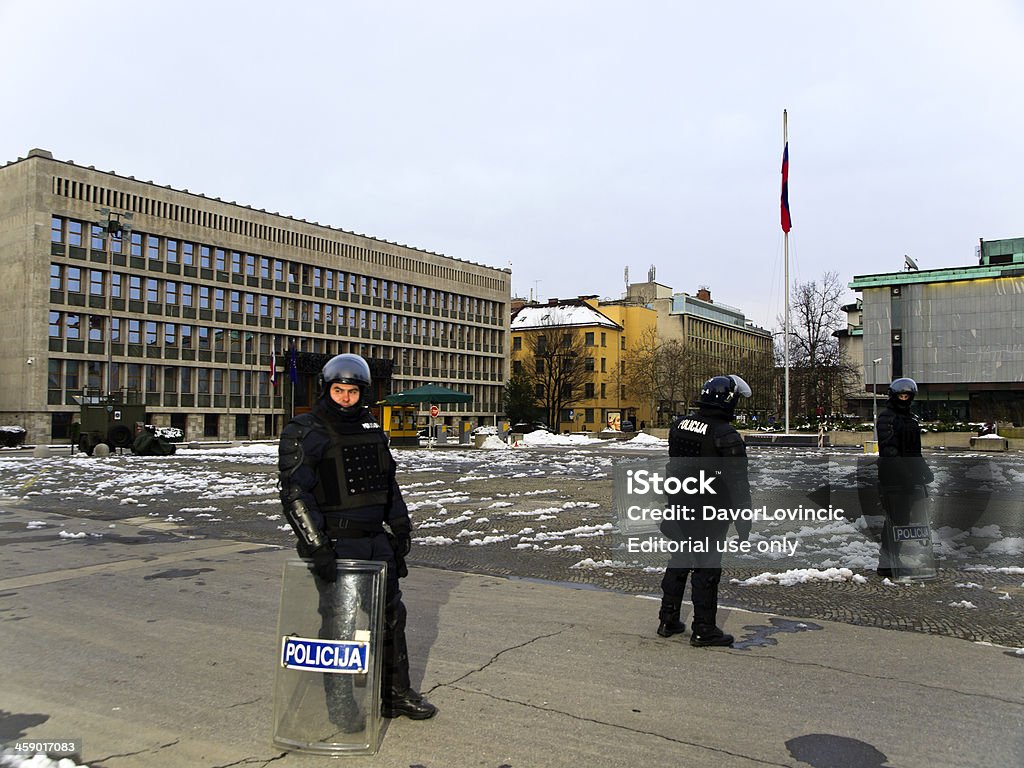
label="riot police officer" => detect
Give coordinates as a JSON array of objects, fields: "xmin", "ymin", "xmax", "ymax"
[
  {"xmin": 278, "ymin": 353, "xmax": 436, "ymax": 721},
  {"xmin": 875, "ymin": 377, "xmax": 934, "ymax": 579},
  {"xmin": 658, "ymin": 374, "xmax": 752, "ymax": 647}
]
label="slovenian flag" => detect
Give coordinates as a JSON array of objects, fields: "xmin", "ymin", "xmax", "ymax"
[
  {"xmin": 780, "ymin": 142, "xmax": 792, "ymax": 233},
  {"xmin": 269, "ymin": 338, "xmax": 277, "ymax": 387}
]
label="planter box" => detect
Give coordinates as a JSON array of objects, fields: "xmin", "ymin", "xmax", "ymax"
[{"xmin": 969, "ymin": 436, "xmax": 1009, "ymax": 452}]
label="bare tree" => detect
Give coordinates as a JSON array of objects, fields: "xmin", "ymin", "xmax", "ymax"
[
  {"xmin": 627, "ymin": 327, "xmax": 781, "ymax": 425},
  {"xmin": 729, "ymin": 348, "xmax": 776, "ymax": 418},
  {"xmin": 625, "ymin": 327, "xmax": 697, "ymax": 426},
  {"xmin": 776, "ymin": 271, "xmax": 857, "ymax": 417},
  {"xmin": 521, "ymin": 325, "xmax": 591, "ymax": 428}
]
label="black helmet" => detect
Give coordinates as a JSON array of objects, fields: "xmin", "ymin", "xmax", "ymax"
[
  {"xmin": 887, "ymin": 377, "xmax": 917, "ymax": 404},
  {"xmin": 698, "ymin": 374, "xmax": 752, "ymax": 412},
  {"xmin": 318, "ymin": 353, "xmax": 371, "ymax": 398}
]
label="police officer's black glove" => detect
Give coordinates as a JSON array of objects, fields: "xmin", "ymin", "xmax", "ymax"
[
  {"xmin": 387, "ymin": 526, "xmax": 411, "ymax": 579},
  {"xmin": 390, "ymin": 526, "xmax": 412, "ymax": 558},
  {"xmin": 303, "ymin": 542, "xmax": 337, "ymax": 583},
  {"xmin": 394, "ymin": 533, "xmax": 412, "ymax": 558}
]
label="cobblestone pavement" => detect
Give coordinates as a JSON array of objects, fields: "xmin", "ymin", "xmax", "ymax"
[{"xmin": 1, "ymin": 442, "xmax": 1021, "ymax": 648}]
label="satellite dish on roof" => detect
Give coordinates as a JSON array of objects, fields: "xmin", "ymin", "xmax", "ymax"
[{"xmin": 904, "ymin": 254, "xmax": 919, "ymax": 271}]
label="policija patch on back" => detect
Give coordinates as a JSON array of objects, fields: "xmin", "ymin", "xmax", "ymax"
[{"xmin": 675, "ymin": 418, "xmax": 709, "ymax": 435}]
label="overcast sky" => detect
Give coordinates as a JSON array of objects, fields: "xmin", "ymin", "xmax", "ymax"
[{"xmin": 3, "ymin": 1, "xmax": 1022, "ymax": 330}]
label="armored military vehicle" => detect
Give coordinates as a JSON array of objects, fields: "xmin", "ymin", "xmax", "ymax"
[{"xmin": 73, "ymin": 391, "xmax": 145, "ymax": 455}]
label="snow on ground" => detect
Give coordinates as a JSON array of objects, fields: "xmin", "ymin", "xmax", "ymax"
[
  {"xmin": 1, "ymin": 442, "xmax": 1021, "ymax": 588},
  {"xmin": 618, "ymin": 432, "xmax": 668, "ymax": 448},
  {"xmin": 0, "ymin": 750, "xmax": 88, "ymax": 768},
  {"xmin": 731, "ymin": 568, "xmax": 869, "ymax": 586},
  {"xmin": 478, "ymin": 435, "xmax": 510, "ymax": 450},
  {"xmin": 518, "ymin": 430, "xmax": 595, "ymax": 447},
  {"xmin": 983, "ymin": 537, "xmax": 1024, "ymax": 555},
  {"xmin": 510, "ymin": 429, "xmax": 667, "ymax": 450},
  {"xmin": 965, "ymin": 565, "xmax": 1024, "ymax": 575}
]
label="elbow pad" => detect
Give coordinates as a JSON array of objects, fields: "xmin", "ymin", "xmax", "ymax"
[{"xmin": 284, "ymin": 499, "xmax": 329, "ymax": 552}]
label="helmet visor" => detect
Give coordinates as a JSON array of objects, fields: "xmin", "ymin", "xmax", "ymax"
[{"xmin": 728, "ymin": 374, "xmax": 752, "ymax": 399}]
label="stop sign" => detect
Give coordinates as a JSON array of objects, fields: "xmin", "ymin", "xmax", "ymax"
[{"xmin": 429, "ymin": 405, "xmax": 439, "ymax": 418}]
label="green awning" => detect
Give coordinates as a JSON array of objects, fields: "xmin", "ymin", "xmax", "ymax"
[{"xmin": 380, "ymin": 384, "xmax": 473, "ymax": 405}]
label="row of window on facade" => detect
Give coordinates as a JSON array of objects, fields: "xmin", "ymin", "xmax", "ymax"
[
  {"xmin": 48, "ymin": 314, "xmax": 503, "ymax": 376},
  {"xmin": 48, "ymin": 306, "xmax": 500, "ymax": 351},
  {"xmin": 684, "ymin": 318, "xmax": 774, "ymax": 349},
  {"xmin": 50, "ymin": 264, "xmax": 502, "ymax": 344},
  {"xmin": 48, "ymin": 357, "xmax": 502, "ymax": 403},
  {"xmin": 49, "ymin": 358, "xmax": 277, "ymax": 397},
  {"xmin": 512, "ymin": 357, "xmax": 626, "ymax": 376},
  {"xmin": 49, "ymin": 312, "xmax": 273, "ymax": 350},
  {"xmin": 511, "ymin": 324, "xmax": 770, "ymax": 353},
  {"xmin": 51, "ymin": 216, "xmax": 501, "ymax": 319},
  {"xmin": 48, "ymin": 360, "xmax": 503, "ymax": 421},
  {"xmin": 531, "ymin": 383, "xmax": 627, "ymax": 401},
  {"xmin": 511, "ymin": 332, "xmax": 628, "ymax": 352}
]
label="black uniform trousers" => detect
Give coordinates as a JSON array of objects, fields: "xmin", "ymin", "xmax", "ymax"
[
  {"xmin": 878, "ymin": 485, "xmax": 927, "ymax": 575},
  {"xmin": 660, "ymin": 567, "xmax": 722, "ymax": 631},
  {"xmin": 316, "ymin": 531, "xmax": 411, "ymax": 724}
]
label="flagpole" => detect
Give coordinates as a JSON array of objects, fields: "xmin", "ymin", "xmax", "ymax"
[{"xmin": 783, "ymin": 109, "xmax": 791, "ymax": 435}]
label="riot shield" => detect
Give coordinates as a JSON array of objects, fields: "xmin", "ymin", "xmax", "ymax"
[
  {"xmin": 272, "ymin": 558, "xmax": 387, "ymax": 755},
  {"xmin": 880, "ymin": 487, "xmax": 937, "ymax": 581}
]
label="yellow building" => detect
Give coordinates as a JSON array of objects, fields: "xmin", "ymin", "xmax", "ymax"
[
  {"xmin": 624, "ymin": 281, "xmax": 775, "ymax": 419},
  {"xmin": 509, "ymin": 297, "xmax": 656, "ymax": 432},
  {"xmin": 510, "ymin": 281, "xmax": 771, "ymax": 433}
]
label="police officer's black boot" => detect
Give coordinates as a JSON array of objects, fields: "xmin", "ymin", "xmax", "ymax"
[
  {"xmin": 381, "ymin": 597, "xmax": 437, "ymax": 720},
  {"xmin": 689, "ymin": 570, "xmax": 731, "ymax": 646},
  {"xmin": 325, "ymin": 679, "xmax": 364, "ymax": 732},
  {"xmin": 690, "ymin": 626, "xmax": 734, "ymax": 647},
  {"xmin": 657, "ymin": 600, "xmax": 686, "ymax": 638}
]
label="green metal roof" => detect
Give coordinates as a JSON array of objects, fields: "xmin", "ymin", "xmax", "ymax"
[
  {"xmin": 850, "ymin": 262, "xmax": 1024, "ymax": 290},
  {"xmin": 380, "ymin": 384, "xmax": 473, "ymax": 405}
]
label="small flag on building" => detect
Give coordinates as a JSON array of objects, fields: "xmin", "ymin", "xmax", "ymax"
[
  {"xmin": 288, "ymin": 344, "xmax": 298, "ymax": 385},
  {"xmin": 269, "ymin": 338, "xmax": 277, "ymax": 387},
  {"xmin": 780, "ymin": 141, "xmax": 792, "ymax": 233}
]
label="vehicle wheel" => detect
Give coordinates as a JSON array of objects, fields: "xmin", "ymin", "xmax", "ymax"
[
  {"xmin": 78, "ymin": 436, "xmax": 94, "ymax": 456},
  {"xmin": 107, "ymin": 425, "xmax": 134, "ymax": 448}
]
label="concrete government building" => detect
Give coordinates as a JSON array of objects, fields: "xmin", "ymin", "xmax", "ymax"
[
  {"xmin": 849, "ymin": 237, "xmax": 1024, "ymax": 423},
  {"xmin": 0, "ymin": 149, "xmax": 511, "ymax": 444}
]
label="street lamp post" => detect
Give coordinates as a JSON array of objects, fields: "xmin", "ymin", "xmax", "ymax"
[
  {"xmin": 95, "ymin": 208, "xmax": 133, "ymax": 396},
  {"xmin": 871, "ymin": 357, "xmax": 883, "ymax": 439}
]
